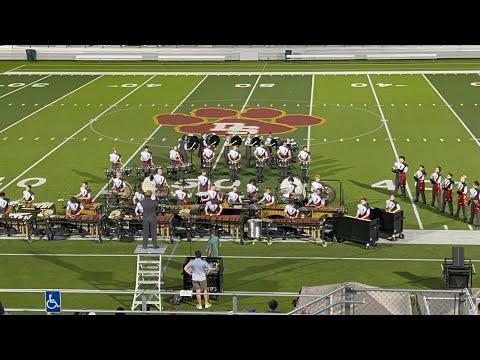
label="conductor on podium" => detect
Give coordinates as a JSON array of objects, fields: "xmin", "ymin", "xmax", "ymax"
[{"xmin": 136, "ymin": 190, "xmax": 159, "ymax": 249}]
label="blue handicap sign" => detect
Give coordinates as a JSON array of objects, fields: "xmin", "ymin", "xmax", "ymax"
[{"xmin": 45, "ymin": 291, "xmax": 61, "ymax": 313}]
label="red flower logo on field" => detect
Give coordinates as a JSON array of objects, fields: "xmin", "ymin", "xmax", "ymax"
[{"xmin": 153, "ymin": 107, "xmax": 325, "ymax": 135}]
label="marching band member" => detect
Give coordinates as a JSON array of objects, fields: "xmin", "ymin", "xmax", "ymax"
[
  {"xmin": 430, "ymin": 166, "xmax": 442, "ymax": 210},
  {"xmin": 468, "ymin": 181, "xmax": 479, "ymax": 225},
  {"xmin": 227, "ymin": 186, "xmax": 242, "ymax": 206},
  {"xmin": 133, "ymin": 185, "xmax": 145, "ymax": 205},
  {"xmin": 198, "ymin": 133, "xmax": 208, "ymax": 167},
  {"xmin": 153, "ymin": 168, "xmax": 169, "ymax": 200},
  {"xmin": 223, "ymin": 134, "xmax": 231, "ymax": 166},
  {"xmin": 75, "ymin": 181, "xmax": 94, "ymax": 207},
  {"xmin": 257, "ymin": 187, "xmax": 276, "ymax": 206},
  {"xmin": 142, "ymin": 175, "xmax": 156, "ymax": 200},
  {"xmin": 205, "ymin": 199, "xmax": 223, "ymax": 216},
  {"xmin": 174, "ymin": 185, "xmax": 189, "ymax": 205},
  {"xmin": 197, "ymin": 169, "xmax": 209, "ymax": 203},
  {"xmin": 0, "ymin": 192, "xmax": 10, "ymax": 215},
  {"xmin": 386, "ymin": 194, "xmax": 401, "ymax": 213},
  {"xmin": 277, "ymin": 140, "xmax": 292, "ymax": 179},
  {"xmin": 246, "ymin": 179, "xmax": 259, "ymax": 203},
  {"xmin": 265, "ymin": 132, "xmax": 274, "ymax": 166},
  {"xmin": 254, "ymin": 141, "xmax": 268, "ymax": 183},
  {"xmin": 135, "ymin": 200, "xmax": 143, "ymax": 216},
  {"xmin": 112, "ymin": 173, "xmax": 125, "ymax": 203},
  {"xmin": 178, "ymin": 135, "xmax": 189, "ymax": 166},
  {"xmin": 306, "ymin": 188, "xmax": 326, "ymax": 208},
  {"xmin": 140, "ymin": 146, "xmax": 153, "ymax": 174},
  {"xmin": 202, "ymin": 143, "xmax": 215, "ymax": 179},
  {"xmin": 286, "ymin": 177, "xmax": 298, "ymax": 200},
  {"xmin": 310, "ymin": 175, "xmax": 324, "ymax": 193},
  {"xmin": 245, "ymin": 132, "xmax": 252, "ymax": 167},
  {"xmin": 455, "ymin": 175, "xmax": 468, "ymax": 221},
  {"xmin": 169, "ymin": 145, "xmax": 182, "ymax": 180},
  {"xmin": 20, "ymin": 185, "xmax": 35, "ymax": 207},
  {"xmin": 109, "ymin": 148, "xmax": 122, "ymax": 170},
  {"xmin": 284, "ymin": 201, "xmax": 299, "ymax": 219},
  {"xmin": 227, "ymin": 145, "xmax": 241, "ymax": 182},
  {"xmin": 207, "ymin": 184, "xmax": 218, "ymax": 202},
  {"xmin": 413, "ymin": 165, "xmax": 427, "ymax": 204},
  {"xmin": 66, "ymin": 197, "xmax": 83, "ymax": 216},
  {"xmin": 298, "ymin": 146, "xmax": 310, "ymax": 184},
  {"xmin": 392, "ymin": 156, "xmax": 408, "ymax": 199},
  {"xmin": 440, "ymin": 173, "xmax": 454, "ymax": 215},
  {"xmin": 356, "ymin": 198, "xmax": 370, "ymax": 220}
]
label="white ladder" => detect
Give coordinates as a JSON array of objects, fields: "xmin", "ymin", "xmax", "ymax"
[{"xmin": 131, "ymin": 245, "xmax": 166, "ymax": 311}]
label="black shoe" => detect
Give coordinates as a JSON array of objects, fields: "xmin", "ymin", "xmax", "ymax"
[{"xmin": 413, "ymin": 200, "xmax": 418, "ymax": 203}]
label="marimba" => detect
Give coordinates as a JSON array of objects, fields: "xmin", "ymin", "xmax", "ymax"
[
  {"xmin": 263, "ymin": 217, "xmax": 324, "ymax": 241},
  {"xmin": 82, "ymin": 203, "xmax": 103, "ymax": 215},
  {"xmin": 192, "ymin": 215, "xmax": 243, "ymax": 240},
  {"xmin": 13, "ymin": 202, "xmax": 56, "ymax": 217},
  {"xmin": 299, "ymin": 205, "xmax": 347, "ymax": 219},
  {"xmin": 161, "ymin": 204, "xmax": 202, "ymax": 215},
  {"xmin": 115, "ymin": 214, "xmax": 174, "ymax": 240},
  {"xmin": 0, "ymin": 213, "xmax": 35, "ymax": 240},
  {"xmin": 46, "ymin": 214, "xmax": 106, "ymax": 241}
]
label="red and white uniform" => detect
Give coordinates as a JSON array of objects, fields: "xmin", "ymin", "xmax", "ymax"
[
  {"xmin": 202, "ymin": 148, "xmax": 214, "ymax": 161},
  {"xmin": 207, "ymin": 189, "xmax": 217, "ymax": 201},
  {"xmin": 284, "ymin": 204, "xmax": 298, "ymax": 218},
  {"xmin": 67, "ymin": 201, "xmax": 82, "ymax": 215},
  {"xmin": 175, "ymin": 189, "xmax": 188, "ymax": 205},
  {"xmin": 298, "ymin": 150, "xmax": 310, "ymax": 163},
  {"xmin": 205, "ymin": 200, "xmax": 222, "ymax": 215},
  {"xmin": 133, "ymin": 191, "xmax": 145, "ymax": 204},
  {"xmin": 415, "ymin": 169, "xmax": 426, "ymax": 192},
  {"xmin": 394, "ymin": 161, "xmax": 408, "ymax": 186},
  {"xmin": 170, "ymin": 149, "xmax": 181, "ymax": 163},
  {"xmin": 113, "ymin": 178, "xmax": 125, "ymax": 192},
  {"xmin": 246, "ymin": 183, "xmax": 258, "ymax": 198},
  {"xmin": 442, "ymin": 178, "xmax": 454, "ymax": 202},
  {"xmin": 109, "ymin": 153, "xmax": 120, "ymax": 168},
  {"xmin": 431, "ymin": 172, "xmax": 442, "ymax": 196},
  {"xmin": 471, "ymin": 188, "xmax": 480, "ymax": 214},
  {"xmin": 310, "ymin": 181, "xmax": 323, "ymax": 193},
  {"xmin": 260, "ymin": 192, "xmax": 276, "ymax": 205},
  {"xmin": 386, "ymin": 199, "xmax": 400, "ymax": 212},
  {"xmin": 0, "ymin": 197, "xmax": 9, "ymax": 214},
  {"xmin": 227, "ymin": 191, "xmax": 241, "ymax": 204},
  {"xmin": 356, "ymin": 204, "xmax": 370, "ymax": 219},
  {"xmin": 254, "ymin": 146, "xmax": 268, "ymax": 159},
  {"xmin": 457, "ymin": 181, "xmax": 468, "ymax": 206},
  {"xmin": 23, "ymin": 190, "xmax": 34, "ymax": 202},
  {"xmin": 309, "ymin": 193, "xmax": 325, "ymax": 207},
  {"xmin": 140, "ymin": 150, "xmax": 152, "ymax": 165},
  {"xmin": 197, "ymin": 175, "xmax": 209, "ymax": 192},
  {"xmin": 277, "ymin": 145, "xmax": 290, "ymax": 159},
  {"xmin": 79, "ymin": 187, "xmax": 93, "ymax": 206},
  {"xmin": 153, "ymin": 173, "xmax": 166, "ymax": 188}
]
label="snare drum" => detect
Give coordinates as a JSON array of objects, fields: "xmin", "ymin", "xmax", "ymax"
[
  {"xmin": 278, "ymin": 158, "xmax": 288, "ymax": 168},
  {"xmin": 256, "ymin": 159, "xmax": 266, "ymax": 168},
  {"xmin": 203, "ymin": 159, "xmax": 213, "ymax": 169},
  {"xmin": 123, "ymin": 167, "xmax": 132, "ymax": 176},
  {"xmin": 300, "ymin": 161, "xmax": 310, "ymax": 170},
  {"xmin": 166, "ymin": 165, "xmax": 175, "ymax": 175}
]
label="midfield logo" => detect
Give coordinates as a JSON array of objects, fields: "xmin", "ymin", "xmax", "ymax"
[{"xmin": 153, "ymin": 107, "xmax": 325, "ymax": 135}]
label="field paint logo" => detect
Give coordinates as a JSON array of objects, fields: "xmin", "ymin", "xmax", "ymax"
[{"xmin": 154, "ymin": 107, "xmax": 325, "ymax": 136}]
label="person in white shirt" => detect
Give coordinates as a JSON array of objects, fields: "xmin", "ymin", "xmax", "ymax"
[
  {"xmin": 227, "ymin": 145, "xmax": 241, "ymax": 182},
  {"xmin": 468, "ymin": 181, "xmax": 480, "ymax": 225},
  {"xmin": 246, "ymin": 179, "xmax": 259, "ymax": 203},
  {"xmin": 392, "ymin": 155, "xmax": 408, "ymax": 199},
  {"xmin": 356, "ymin": 198, "xmax": 370, "ymax": 220},
  {"xmin": 153, "ymin": 168, "xmax": 169, "ymax": 191},
  {"xmin": 0, "ymin": 192, "xmax": 10, "ymax": 215},
  {"xmin": 112, "ymin": 173, "xmax": 126, "ymax": 204},
  {"xmin": 307, "ymin": 189, "xmax": 326, "ymax": 208},
  {"xmin": 413, "ymin": 165, "xmax": 427, "ymax": 204},
  {"xmin": 169, "ymin": 145, "xmax": 181, "ymax": 180},
  {"xmin": 133, "ymin": 185, "xmax": 145, "ymax": 205},
  {"xmin": 109, "ymin": 148, "xmax": 122, "ymax": 170},
  {"xmin": 257, "ymin": 187, "xmax": 276, "ymax": 206},
  {"xmin": 430, "ymin": 166, "xmax": 443, "ymax": 210},
  {"xmin": 386, "ymin": 194, "xmax": 401, "ymax": 213},
  {"xmin": 196, "ymin": 169, "xmax": 209, "ymax": 204},
  {"xmin": 135, "ymin": 201, "xmax": 143, "ymax": 216},
  {"xmin": 298, "ymin": 146, "xmax": 310, "ymax": 184},
  {"xmin": 75, "ymin": 181, "xmax": 93, "ymax": 207},
  {"xmin": 204, "ymin": 199, "xmax": 222, "ymax": 216},
  {"xmin": 286, "ymin": 177, "xmax": 298, "ymax": 200},
  {"xmin": 277, "ymin": 140, "xmax": 292, "ymax": 179},
  {"xmin": 174, "ymin": 185, "xmax": 189, "ymax": 205},
  {"xmin": 21, "ymin": 185, "xmax": 35, "ymax": 207},
  {"xmin": 455, "ymin": 175, "xmax": 468, "ymax": 221},
  {"xmin": 284, "ymin": 201, "xmax": 299, "ymax": 219},
  {"xmin": 207, "ymin": 184, "xmax": 218, "ymax": 202},
  {"xmin": 254, "ymin": 141, "xmax": 268, "ymax": 182},
  {"xmin": 310, "ymin": 175, "xmax": 323, "ymax": 194},
  {"xmin": 264, "ymin": 132, "xmax": 274, "ymax": 166},
  {"xmin": 202, "ymin": 144, "xmax": 215, "ymax": 178},
  {"xmin": 66, "ymin": 197, "xmax": 83, "ymax": 216},
  {"xmin": 227, "ymin": 186, "xmax": 242, "ymax": 205},
  {"xmin": 140, "ymin": 146, "xmax": 153, "ymax": 171}
]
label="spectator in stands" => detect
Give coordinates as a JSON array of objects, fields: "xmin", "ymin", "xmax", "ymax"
[
  {"xmin": 266, "ymin": 299, "xmax": 278, "ymax": 313},
  {"xmin": 207, "ymin": 228, "xmax": 220, "ymax": 257}
]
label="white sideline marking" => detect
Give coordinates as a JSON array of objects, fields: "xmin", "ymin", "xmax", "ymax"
[
  {"xmin": 2, "ymin": 64, "xmax": 25, "ymax": 73},
  {"xmin": 114, "ymin": 138, "xmax": 118, "ymax": 141},
  {"xmin": 423, "ymin": 74, "xmax": 480, "ymax": 149},
  {"xmin": 0, "ymin": 74, "xmax": 51, "ymax": 100},
  {"xmin": 443, "ymin": 225, "xmax": 448, "ymax": 230},
  {"xmin": 307, "ymin": 74, "xmax": 314, "ymax": 149},
  {"xmin": 0, "ymin": 76, "xmax": 155, "ymax": 193},
  {"xmin": 93, "ymin": 75, "xmax": 209, "ymax": 202},
  {"xmin": 468, "ymin": 225, "xmax": 474, "ymax": 231},
  {"xmin": 213, "ymin": 74, "xmax": 262, "ymax": 172},
  {"xmin": 0, "ymin": 76, "xmax": 101, "ymax": 136},
  {"xmin": 367, "ymin": 74, "xmax": 423, "ymax": 230}
]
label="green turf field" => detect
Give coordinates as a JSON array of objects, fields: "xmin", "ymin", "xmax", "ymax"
[{"xmin": 0, "ymin": 60, "xmax": 479, "ymax": 312}]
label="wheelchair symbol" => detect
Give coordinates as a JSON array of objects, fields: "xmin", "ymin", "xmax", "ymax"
[{"xmin": 46, "ymin": 294, "xmax": 60, "ymax": 310}]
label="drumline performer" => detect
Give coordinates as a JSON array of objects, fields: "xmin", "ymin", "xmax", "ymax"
[
  {"xmin": 202, "ymin": 143, "xmax": 215, "ymax": 179},
  {"xmin": 356, "ymin": 198, "xmax": 370, "ymax": 220},
  {"xmin": 20, "ymin": 185, "xmax": 34, "ymax": 207},
  {"xmin": 109, "ymin": 148, "xmax": 122, "ymax": 170},
  {"xmin": 413, "ymin": 165, "xmax": 427, "ymax": 204},
  {"xmin": 468, "ymin": 181, "xmax": 479, "ymax": 225},
  {"xmin": 455, "ymin": 175, "xmax": 468, "ymax": 221},
  {"xmin": 246, "ymin": 179, "xmax": 259, "ymax": 203},
  {"xmin": 310, "ymin": 175, "xmax": 324, "ymax": 193},
  {"xmin": 265, "ymin": 132, "xmax": 274, "ymax": 166},
  {"xmin": 140, "ymin": 146, "xmax": 153, "ymax": 175},
  {"xmin": 257, "ymin": 187, "xmax": 276, "ymax": 206},
  {"xmin": 0, "ymin": 192, "xmax": 10, "ymax": 215},
  {"xmin": 169, "ymin": 145, "xmax": 182, "ymax": 180},
  {"xmin": 205, "ymin": 199, "xmax": 223, "ymax": 216},
  {"xmin": 284, "ymin": 201, "xmax": 299, "ymax": 219},
  {"xmin": 298, "ymin": 146, "xmax": 310, "ymax": 184},
  {"xmin": 392, "ymin": 156, "xmax": 408, "ymax": 199},
  {"xmin": 223, "ymin": 134, "xmax": 231, "ymax": 166},
  {"xmin": 228, "ymin": 145, "xmax": 241, "ymax": 182},
  {"xmin": 174, "ymin": 184, "xmax": 189, "ymax": 205},
  {"xmin": 133, "ymin": 185, "xmax": 145, "ymax": 205},
  {"xmin": 285, "ymin": 177, "xmax": 298, "ymax": 200},
  {"xmin": 430, "ymin": 166, "xmax": 442, "ymax": 210},
  {"xmin": 227, "ymin": 186, "xmax": 243, "ymax": 206},
  {"xmin": 306, "ymin": 188, "xmax": 325, "ymax": 208},
  {"xmin": 112, "ymin": 173, "xmax": 126, "ymax": 204},
  {"xmin": 386, "ymin": 194, "xmax": 401, "ymax": 213},
  {"xmin": 197, "ymin": 169, "xmax": 210, "ymax": 204},
  {"xmin": 75, "ymin": 181, "xmax": 94, "ymax": 208},
  {"xmin": 66, "ymin": 196, "xmax": 83, "ymax": 216},
  {"xmin": 254, "ymin": 141, "xmax": 268, "ymax": 183},
  {"xmin": 206, "ymin": 184, "xmax": 218, "ymax": 202},
  {"xmin": 277, "ymin": 140, "xmax": 292, "ymax": 179},
  {"xmin": 245, "ymin": 132, "xmax": 252, "ymax": 167},
  {"xmin": 440, "ymin": 173, "xmax": 454, "ymax": 215},
  {"xmin": 153, "ymin": 168, "xmax": 169, "ymax": 201}
]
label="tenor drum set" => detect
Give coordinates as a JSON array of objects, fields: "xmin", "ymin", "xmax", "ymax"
[{"xmin": 105, "ymin": 167, "xmax": 133, "ymax": 178}]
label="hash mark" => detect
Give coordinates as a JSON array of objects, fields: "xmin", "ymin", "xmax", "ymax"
[
  {"xmin": 162, "ymin": 138, "xmax": 166, "ymax": 141},
  {"xmin": 50, "ymin": 137, "xmax": 55, "ymax": 140},
  {"xmin": 340, "ymin": 139, "xmax": 344, "ymax": 142},
  {"xmin": 468, "ymin": 225, "xmax": 473, "ymax": 231},
  {"xmin": 433, "ymin": 104, "xmax": 436, "ymax": 106},
  {"xmin": 373, "ymin": 139, "xmax": 376, "ymax": 142},
  {"xmin": 418, "ymin": 104, "xmax": 422, "ymax": 106},
  {"xmin": 440, "ymin": 139, "xmax": 444, "ymax": 142},
  {"xmin": 457, "ymin": 139, "xmax": 461, "ymax": 142},
  {"xmin": 87, "ymin": 104, "xmax": 90, "ymax": 106},
  {"xmin": 61, "ymin": 104, "xmax": 64, "ymax": 107},
  {"xmin": 356, "ymin": 138, "xmax": 360, "ymax": 141},
  {"xmin": 18, "ymin": 137, "xmax": 23, "ymax": 140},
  {"xmin": 34, "ymin": 137, "xmax": 39, "ymax": 141},
  {"xmin": 125, "ymin": 104, "xmax": 129, "ymax": 107},
  {"xmin": 114, "ymin": 138, "xmax": 118, "ymax": 141},
  {"xmin": 82, "ymin": 138, "xmax": 87, "ymax": 141},
  {"xmin": 139, "ymin": 104, "xmax": 142, "ymax": 107},
  {"xmin": 8, "ymin": 103, "xmax": 12, "ymax": 106},
  {"xmin": 460, "ymin": 103, "xmax": 464, "ymax": 106},
  {"xmin": 130, "ymin": 138, "xmax": 134, "ymax": 141},
  {"xmin": 423, "ymin": 138, "xmax": 427, "ymax": 142},
  {"xmin": 21, "ymin": 104, "xmax": 25, "ymax": 106},
  {"xmin": 2, "ymin": 137, "xmax": 7, "ymax": 140},
  {"xmin": 324, "ymin": 139, "xmax": 327, "ymax": 142},
  {"xmin": 73, "ymin": 104, "xmax": 77, "ymax": 106},
  {"xmin": 406, "ymin": 139, "xmax": 410, "ymax": 142},
  {"xmin": 100, "ymin": 104, "xmax": 103, "ymax": 106},
  {"xmin": 98, "ymin": 138, "xmax": 103, "ymax": 141}
]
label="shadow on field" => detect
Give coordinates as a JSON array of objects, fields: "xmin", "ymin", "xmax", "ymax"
[
  {"xmin": 349, "ymin": 180, "xmax": 392, "ymax": 197},
  {"xmin": 392, "ymin": 271, "xmax": 443, "ymax": 289},
  {"xmin": 72, "ymin": 170, "xmax": 105, "ymax": 183}
]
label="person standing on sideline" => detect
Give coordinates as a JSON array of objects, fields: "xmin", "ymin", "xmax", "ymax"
[
  {"xmin": 455, "ymin": 175, "xmax": 468, "ymax": 221},
  {"xmin": 392, "ymin": 156, "xmax": 408, "ymax": 199},
  {"xmin": 183, "ymin": 251, "xmax": 213, "ymax": 310},
  {"xmin": 135, "ymin": 190, "xmax": 159, "ymax": 249},
  {"xmin": 468, "ymin": 181, "xmax": 479, "ymax": 225},
  {"xmin": 413, "ymin": 165, "xmax": 426, "ymax": 204},
  {"xmin": 207, "ymin": 228, "xmax": 220, "ymax": 257},
  {"xmin": 440, "ymin": 173, "xmax": 454, "ymax": 215},
  {"xmin": 430, "ymin": 166, "xmax": 443, "ymax": 210}
]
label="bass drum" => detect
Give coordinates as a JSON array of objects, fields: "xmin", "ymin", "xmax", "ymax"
[
  {"xmin": 187, "ymin": 135, "xmax": 199, "ymax": 150},
  {"xmin": 231, "ymin": 135, "xmax": 242, "ymax": 147},
  {"xmin": 251, "ymin": 136, "xmax": 261, "ymax": 146},
  {"xmin": 206, "ymin": 134, "xmax": 220, "ymax": 147},
  {"xmin": 319, "ymin": 182, "xmax": 336, "ymax": 204},
  {"xmin": 119, "ymin": 182, "xmax": 133, "ymax": 200}
]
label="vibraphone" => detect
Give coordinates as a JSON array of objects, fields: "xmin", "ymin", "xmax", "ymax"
[
  {"xmin": 263, "ymin": 217, "xmax": 324, "ymax": 241},
  {"xmin": 46, "ymin": 214, "xmax": 106, "ymax": 241},
  {"xmin": 82, "ymin": 203, "xmax": 103, "ymax": 215},
  {"xmin": 111, "ymin": 214, "xmax": 174, "ymax": 240},
  {"xmin": 161, "ymin": 204, "xmax": 203, "ymax": 215},
  {"xmin": 14, "ymin": 202, "xmax": 56, "ymax": 217},
  {"xmin": 299, "ymin": 205, "xmax": 347, "ymax": 219},
  {"xmin": 0, "ymin": 213, "xmax": 35, "ymax": 240},
  {"xmin": 192, "ymin": 215, "xmax": 243, "ymax": 240}
]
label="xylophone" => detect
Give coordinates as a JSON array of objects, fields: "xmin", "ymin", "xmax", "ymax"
[
  {"xmin": 298, "ymin": 205, "xmax": 347, "ymax": 219},
  {"xmin": 0, "ymin": 213, "xmax": 35, "ymax": 240},
  {"xmin": 192, "ymin": 215, "xmax": 243, "ymax": 240},
  {"xmin": 161, "ymin": 204, "xmax": 202, "ymax": 215},
  {"xmin": 264, "ymin": 217, "xmax": 324, "ymax": 241},
  {"xmin": 13, "ymin": 202, "xmax": 56, "ymax": 217},
  {"xmin": 114, "ymin": 214, "xmax": 174, "ymax": 240},
  {"xmin": 82, "ymin": 203, "xmax": 103, "ymax": 215},
  {"xmin": 46, "ymin": 214, "xmax": 106, "ymax": 241}
]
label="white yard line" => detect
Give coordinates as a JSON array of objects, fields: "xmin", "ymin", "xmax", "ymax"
[
  {"xmin": 9, "ymin": 70, "xmax": 480, "ymax": 76},
  {"xmin": 307, "ymin": 74, "xmax": 314, "ymax": 149},
  {"xmin": 0, "ymin": 74, "xmax": 52, "ymax": 100},
  {"xmin": 2, "ymin": 64, "xmax": 25, "ymax": 73},
  {"xmin": 423, "ymin": 74, "xmax": 480, "ymax": 149},
  {"xmin": 367, "ymin": 74, "xmax": 424, "ymax": 230},
  {"xmin": 0, "ymin": 76, "xmax": 101, "ymax": 135},
  {"xmin": 212, "ymin": 74, "xmax": 262, "ymax": 171},
  {"xmin": 92, "ymin": 75, "xmax": 209, "ymax": 201},
  {"xmin": 0, "ymin": 75, "xmax": 155, "ymax": 193}
]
